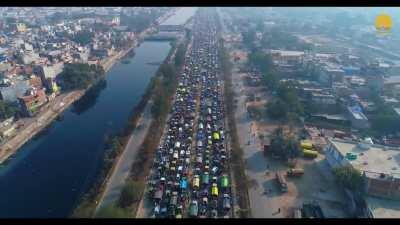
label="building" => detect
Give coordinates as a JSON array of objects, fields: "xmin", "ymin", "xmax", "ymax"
[
  {"xmin": 325, "ymin": 138, "xmax": 400, "ymax": 200},
  {"xmin": 35, "ymin": 63, "xmax": 64, "ymax": 91},
  {"xmin": 325, "ymin": 138, "xmax": 400, "ymax": 218},
  {"xmin": 347, "ymin": 105, "xmax": 370, "ymax": 129},
  {"xmin": 269, "ymin": 50, "xmax": 305, "ymax": 66},
  {"xmin": 0, "ymin": 79, "xmax": 30, "ymax": 103},
  {"xmin": 311, "ymin": 93, "xmax": 336, "ymax": 105},
  {"xmin": 16, "ymin": 23, "xmax": 27, "ymax": 32},
  {"xmin": 18, "ymin": 89, "xmax": 47, "ymax": 117},
  {"xmin": 0, "ymin": 123, "xmax": 17, "ymax": 140}
]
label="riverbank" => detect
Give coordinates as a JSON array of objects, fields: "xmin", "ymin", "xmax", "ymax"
[{"xmin": 0, "ymin": 13, "xmax": 169, "ymax": 165}]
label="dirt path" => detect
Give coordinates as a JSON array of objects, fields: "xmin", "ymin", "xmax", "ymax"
[{"xmin": 95, "ymin": 100, "xmax": 154, "ymax": 213}]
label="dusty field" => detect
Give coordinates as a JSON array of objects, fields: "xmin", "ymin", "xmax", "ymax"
[{"xmin": 229, "ymin": 44, "xmax": 349, "ymax": 218}]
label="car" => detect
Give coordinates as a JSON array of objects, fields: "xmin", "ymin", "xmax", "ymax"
[
  {"xmin": 223, "ymin": 194, "xmax": 231, "ymax": 210},
  {"xmin": 189, "ymin": 200, "xmax": 199, "ymax": 217},
  {"xmin": 211, "ymin": 209, "xmax": 218, "ymax": 218}
]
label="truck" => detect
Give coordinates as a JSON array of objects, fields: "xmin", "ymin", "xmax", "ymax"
[
  {"xmin": 287, "ymin": 168, "xmax": 304, "ymax": 177},
  {"xmin": 276, "ymin": 172, "xmax": 288, "ymax": 193}
]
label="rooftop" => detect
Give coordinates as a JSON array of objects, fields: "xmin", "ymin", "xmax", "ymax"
[
  {"xmin": 347, "ymin": 106, "xmax": 368, "ymax": 120},
  {"xmin": 329, "ymin": 138, "xmax": 400, "ymax": 178},
  {"xmin": 270, "ymin": 50, "xmax": 305, "ymax": 57},
  {"xmin": 365, "ymin": 196, "xmax": 400, "ymax": 218}
]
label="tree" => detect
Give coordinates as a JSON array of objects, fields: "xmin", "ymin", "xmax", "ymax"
[
  {"xmin": 269, "ymin": 127, "xmax": 301, "ymax": 161},
  {"xmin": 58, "ymin": 63, "xmax": 105, "ymax": 90},
  {"xmin": 95, "ymin": 204, "xmax": 131, "ymax": 218},
  {"xmin": 333, "ymin": 165, "xmax": 365, "ymax": 193},
  {"xmin": 72, "ymin": 30, "xmax": 94, "ymax": 46},
  {"xmin": 266, "ymin": 99, "xmax": 288, "ymax": 120},
  {"xmin": 118, "ymin": 179, "xmax": 144, "ymax": 208},
  {"xmin": 0, "ymin": 101, "xmax": 18, "ymax": 120},
  {"xmin": 174, "ymin": 43, "xmax": 186, "ymax": 67}
]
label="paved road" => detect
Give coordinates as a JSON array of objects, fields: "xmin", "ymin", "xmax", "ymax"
[{"xmin": 95, "ymin": 100, "xmax": 154, "ymax": 212}]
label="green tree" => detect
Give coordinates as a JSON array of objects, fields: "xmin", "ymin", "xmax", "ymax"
[
  {"xmin": 266, "ymin": 99, "xmax": 288, "ymax": 120},
  {"xmin": 174, "ymin": 43, "xmax": 186, "ymax": 67},
  {"xmin": 0, "ymin": 101, "xmax": 18, "ymax": 120},
  {"xmin": 118, "ymin": 179, "xmax": 144, "ymax": 208},
  {"xmin": 58, "ymin": 63, "xmax": 105, "ymax": 90},
  {"xmin": 72, "ymin": 30, "xmax": 94, "ymax": 46},
  {"xmin": 269, "ymin": 127, "xmax": 301, "ymax": 160},
  {"xmin": 95, "ymin": 204, "xmax": 131, "ymax": 218},
  {"xmin": 333, "ymin": 165, "xmax": 365, "ymax": 193}
]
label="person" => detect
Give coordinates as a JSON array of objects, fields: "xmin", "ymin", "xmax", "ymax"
[{"xmin": 278, "ymin": 208, "xmax": 281, "ymax": 213}]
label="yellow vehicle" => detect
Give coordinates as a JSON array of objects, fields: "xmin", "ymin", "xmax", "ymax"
[
  {"xmin": 303, "ymin": 149, "xmax": 318, "ymax": 159},
  {"xmin": 211, "ymin": 183, "xmax": 218, "ymax": 197},
  {"xmin": 193, "ymin": 175, "xmax": 200, "ymax": 189},
  {"xmin": 301, "ymin": 140, "xmax": 313, "ymax": 150},
  {"xmin": 213, "ymin": 132, "xmax": 220, "ymax": 141}
]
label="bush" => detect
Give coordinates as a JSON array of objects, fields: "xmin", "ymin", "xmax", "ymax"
[
  {"xmin": 118, "ymin": 179, "xmax": 144, "ymax": 208},
  {"xmin": 333, "ymin": 165, "xmax": 365, "ymax": 193},
  {"xmin": 95, "ymin": 204, "xmax": 131, "ymax": 218},
  {"xmin": 0, "ymin": 100, "xmax": 18, "ymax": 120}
]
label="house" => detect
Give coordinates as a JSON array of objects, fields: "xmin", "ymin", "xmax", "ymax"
[{"xmin": 18, "ymin": 88, "xmax": 47, "ymax": 117}]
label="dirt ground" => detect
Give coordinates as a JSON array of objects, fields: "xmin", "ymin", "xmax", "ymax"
[{"xmin": 229, "ymin": 47, "xmax": 350, "ymax": 218}]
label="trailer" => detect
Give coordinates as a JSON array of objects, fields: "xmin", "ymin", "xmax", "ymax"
[
  {"xmin": 287, "ymin": 168, "xmax": 305, "ymax": 177},
  {"xmin": 276, "ymin": 172, "xmax": 288, "ymax": 193}
]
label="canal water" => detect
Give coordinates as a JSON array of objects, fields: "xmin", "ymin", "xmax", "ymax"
[
  {"xmin": 161, "ymin": 7, "xmax": 198, "ymax": 26},
  {"xmin": 0, "ymin": 41, "xmax": 172, "ymax": 218}
]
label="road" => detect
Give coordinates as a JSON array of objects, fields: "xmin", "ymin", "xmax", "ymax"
[{"xmin": 95, "ymin": 100, "xmax": 154, "ymax": 212}]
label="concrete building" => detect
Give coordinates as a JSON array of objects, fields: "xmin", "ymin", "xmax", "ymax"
[
  {"xmin": 35, "ymin": 63, "xmax": 64, "ymax": 91},
  {"xmin": 0, "ymin": 79, "xmax": 30, "ymax": 103},
  {"xmin": 269, "ymin": 50, "xmax": 305, "ymax": 66},
  {"xmin": 311, "ymin": 93, "xmax": 336, "ymax": 105},
  {"xmin": 325, "ymin": 138, "xmax": 400, "ymax": 217},
  {"xmin": 347, "ymin": 105, "xmax": 370, "ymax": 129}
]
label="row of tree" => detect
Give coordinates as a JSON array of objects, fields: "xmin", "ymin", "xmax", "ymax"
[{"xmin": 247, "ymin": 50, "xmax": 304, "ymax": 122}]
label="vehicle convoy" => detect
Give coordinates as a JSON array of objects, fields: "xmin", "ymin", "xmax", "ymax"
[{"xmin": 144, "ymin": 8, "xmax": 232, "ymax": 218}]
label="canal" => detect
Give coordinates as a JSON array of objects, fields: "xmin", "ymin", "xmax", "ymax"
[{"xmin": 0, "ymin": 41, "xmax": 172, "ymax": 218}]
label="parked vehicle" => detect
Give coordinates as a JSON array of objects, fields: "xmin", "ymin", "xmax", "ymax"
[
  {"xmin": 303, "ymin": 149, "xmax": 318, "ymax": 159},
  {"xmin": 276, "ymin": 172, "xmax": 288, "ymax": 193},
  {"xmin": 189, "ymin": 200, "xmax": 199, "ymax": 217},
  {"xmin": 287, "ymin": 168, "xmax": 305, "ymax": 177}
]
